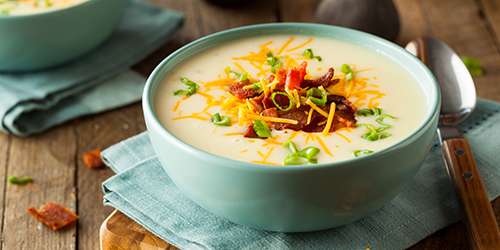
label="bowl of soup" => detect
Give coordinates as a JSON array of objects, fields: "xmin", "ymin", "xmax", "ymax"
[
  {"xmin": 143, "ymin": 23, "xmax": 440, "ymax": 232},
  {"xmin": 0, "ymin": 0, "xmax": 128, "ymax": 71}
]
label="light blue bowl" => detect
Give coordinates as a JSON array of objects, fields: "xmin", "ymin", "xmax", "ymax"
[
  {"xmin": 143, "ymin": 23, "xmax": 441, "ymax": 232},
  {"xmin": 0, "ymin": 0, "xmax": 128, "ymax": 72}
]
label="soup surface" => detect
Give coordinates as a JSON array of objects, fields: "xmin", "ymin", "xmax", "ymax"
[
  {"xmin": 155, "ymin": 35, "xmax": 428, "ymax": 165},
  {"xmin": 0, "ymin": 0, "xmax": 86, "ymax": 16}
]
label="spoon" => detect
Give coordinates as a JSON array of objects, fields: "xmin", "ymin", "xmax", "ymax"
[{"xmin": 406, "ymin": 37, "xmax": 500, "ymax": 249}]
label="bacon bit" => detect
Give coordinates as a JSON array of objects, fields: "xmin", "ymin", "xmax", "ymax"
[
  {"xmin": 243, "ymin": 125, "xmax": 259, "ymax": 138},
  {"xmin": 27, "ymin": 203, "xmax": 78, "ymax": 231},
  {"xmin": 285, "ymin": 62, "xmax": 307, "ymax": 90},
  {"xmin": 82, "ymin": 149, "xmax": 103, "ymax": 169},
  {"xmin": 301, "ymin": 68, "xmax": 339, "ymax": 88},
  {"xmin": 228, "ymin": 80, "xmax": 260, "ymax": 99}
]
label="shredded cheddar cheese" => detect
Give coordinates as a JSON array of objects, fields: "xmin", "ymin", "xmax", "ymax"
[
  {"xmin": 305, "ymin": 99, "xmax": 329, "ymax": 118},
  {"xmin": 246, "ymin": 114, "xmax": 298, "ymax": 125},
  {"xmin": 322, "ymin": 102, "xmax": 336, "ymax": 135}
]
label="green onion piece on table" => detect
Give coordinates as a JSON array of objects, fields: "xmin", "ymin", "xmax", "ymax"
[
  {"xmin": 211, "ymin": 113, "xmax": 231, "ymax": 126},
  {"xmin": 173, "ymin": 77, "xmax": 199, "ymax": 97},
  {"xmin": 8, "ymin": 176, "xmax": 33, "ymax": 185},
  {"xmin": 271, "ymin": 91, "xmax": 294, "ymax": 111},
  {"xmin": 253, "ymin": 120, "xmax": 272, "ymax": 138},
  {"xmin": 461, "ymin": 56, "xmax": 484, "ymax": 77}
]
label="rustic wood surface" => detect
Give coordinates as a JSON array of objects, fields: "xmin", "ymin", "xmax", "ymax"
[{"xmin": 0, "ymin": 0, "xmax": 498, "ymax": 249}]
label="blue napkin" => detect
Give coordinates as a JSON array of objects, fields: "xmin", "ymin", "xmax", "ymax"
[
  {"xmin": 0, "ymin": 0, "xmax": 183, "ymax": 136},
  {"xmin": 102, "ymin": 99, "xmax": 500, "ymax": 250}
]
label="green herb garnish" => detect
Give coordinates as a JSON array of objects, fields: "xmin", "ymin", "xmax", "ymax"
[
  {"xmin": 375, "ymin": 113, "xmax": 396, "ymax": 128},
  {"xmin": 266, "ymin": 52, "xmax": 282, "ymax": 73},
  {"xmin": 306, "ymin": 86, "xmax": 328, "ymax": 106},
  {"xmin": 253, "ymin": 120, "xmax": 272, "ymax": 138},
  {"xmin": 356, "ymin": 108, "xmax": 383, "ymax": 116},
  {"xmin": 303, "ymin": 48, "xmax": 322, "ymax": 62},
  {"xmin": 224, "ymin": 67, "xmax": 248, "ymax": 81},
  {"xmin": 8, "ymin": 176, "xmax": 33, "ymax": 185},
  {"xmin": 271, "ymin": 91, "xmax": 293, "ymax": 111},
  {"xmin": 354, "ymin": 149, "xmax": 374, "ymax": 157},
  {"xmin": 283, "ymin": 141, "xmax": 320, "ymax": 165},
  {"xmin": 211, "ymin": 113, "xmax": 231, "ymax": 126},
  {"xmin": 341, "ymin": 64, "xmax": 354, "ymax": 81},
  {"xmin": 461, "ymin": 56, "xmax": 484, "ymax": 77},
  {"xmin": 173, "ymin": 77, "xmax": 199, "ymax": 97},
  {"xmin": 358, "ymin": 123, "xmax": 391, "ymax": 141}
]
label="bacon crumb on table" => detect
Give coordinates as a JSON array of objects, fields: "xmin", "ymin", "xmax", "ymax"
[
  {"xmin": 82, "ymin": 149, "xmax": 104, "ymax": 169},
  {"xmin": 27, "ymin": 202, "xmax": 78, "ymax": 231}
]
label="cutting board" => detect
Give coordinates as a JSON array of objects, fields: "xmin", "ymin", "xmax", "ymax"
[{"xmin": 100, "ymin": 210, "xmax": 176, "ymax": 250}]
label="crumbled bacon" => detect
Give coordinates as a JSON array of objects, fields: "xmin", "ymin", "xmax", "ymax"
[
  {"xmin": 301, "ymin": 68, "xmax": 339, "ymax": 88},
  {"xmin": 285, "ymin": 62, "xmax": 307, "ymax": 90},
  {"xmin": 82, "ymin": 149, "xmax": 103, "ymax": 169},
  {"xmin": 27, "ymin": 203, "xmax": 78, "ymax": 231},
  {"xmin": 261, "ymin": 107, "xmax": 278, "ymax": 117},
  {"xmin": 228, "ymin": 80, "xmax": 260, "ymax": 99}
]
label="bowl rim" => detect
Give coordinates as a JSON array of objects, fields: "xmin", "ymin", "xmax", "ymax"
[
  {"xmin": 0, "ymin": 0, "xmax": 100, "ymax": 19},
  {"xmin": 143, "ymin": 22, "xmax": 441, "ymax": 171}
]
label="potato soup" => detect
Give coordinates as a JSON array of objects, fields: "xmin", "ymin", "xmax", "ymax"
[
  {"xmin": 0, "ymin": 0, "xmax": 86, "ymax": 15},
  {"xmin": 155, "ymin": 35, "xmax": 427, "ymax": 166}
]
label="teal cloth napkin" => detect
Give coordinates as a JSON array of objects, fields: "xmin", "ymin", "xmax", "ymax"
[
  {"xmin": 0, "ymin": 0, "xmax": 183, "ymax": 136},
  {"xmin": 102, "ymin": 99, "xmax": 500, "ymax": 250}
]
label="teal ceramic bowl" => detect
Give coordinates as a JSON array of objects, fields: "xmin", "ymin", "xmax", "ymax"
[
  {"xmin": 0, "ymin": 0, "xmax": 128, "ymax": 72},
  {"xmin": 143, "ymin": 23, "xmax": 441, "ymax": 232}
]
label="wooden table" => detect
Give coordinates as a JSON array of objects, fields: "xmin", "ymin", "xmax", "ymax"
[{"xmin": 0, "ymin": 0, "xmax": 499, "ymax": 249}]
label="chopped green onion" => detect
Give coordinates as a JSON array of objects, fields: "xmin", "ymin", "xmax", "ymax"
[
  {"xmin": 225, "ymin": 67, "xmax": 248, "ymax": 81},
  {"xmin": 354, "ymin": 150, "xmax": 374, "ymax": 157},
  {"xmin": 173, "ymin": 77, "xmax": 199, "ymax": 97},
  {"xmin": 8, "ymin": 176, "xmax": 33, "ymax": 185},
  {"xmin": 306, "ymin": 86, "xmax": 328, "ymax": 106},
  {"xmin": 375, "ymin": 113, "xmax": 396, "ymax": 128},
  {"xmin": 253, "ymin": 120, "xmax": 272, "ymax": 138},
  {"xmin": 341, "ymin": 64, "xmax": 354, "ymax": 81},
  {"xmin": 358, "ymin": 123, "xmax": 392, "ymax": 141},
  {"xmin": 266, "ymin": 52, "xmax": 283, "ymax": 73},
  {"xmin": 271, "ymin": 92, "xmax": 294, "ymax": 111},
  {"xmin": 211, "ymin": 113, "xmax": 231, "ymax": 126},
  {"xmin": 356, "ymin": 107, "xmax": 383, "ymax": 116},
  {"xmin": 461, "ymin": 56, "xmax": 484, "ymax": 77},
  {"xmin": 303, "ymin": 48, "xmax": 322, "ymax": 62},
  {"xmin": 283, "ymin": 141, "xmax": 320, "ymax": 165}
]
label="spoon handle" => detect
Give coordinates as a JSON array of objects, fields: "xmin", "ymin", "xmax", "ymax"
[{"xmin": 441, "ymin": 137, "xmax": 500, "ymax": 249}]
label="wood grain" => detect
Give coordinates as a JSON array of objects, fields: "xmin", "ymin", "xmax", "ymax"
[
  {"xmin": 0, "ymin": 134, "xmax": 10, "ymax": 250},
  {"xmin": 75, "ymin": 105, "xmax": 145, "ymax": 250},
  {"xmin": 442, "ymin": 138, "xmax": 500, "ymax": 249},
  {"xmin": 100, "ymin": 211, "xmax": 177, "ymax": 250},
  {"xmin": 2, "ymin": 129, "xmax": 77, "ymax": 250}
]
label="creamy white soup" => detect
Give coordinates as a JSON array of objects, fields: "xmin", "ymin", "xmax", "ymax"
[
  {"xmin": 0, "ymin": 0, "xmax": 86, "ymax": 16},
  {"xmin": 155, "ymin": 35, "xmax": 427, "ymax": 165}
]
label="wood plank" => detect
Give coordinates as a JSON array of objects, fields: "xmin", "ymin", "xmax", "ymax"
[
  {"xmin": 80, "ymin": 1, "xmax": 201, "ymax": 249},
  {"xmin": 2, "ymin": 128, "xmax": 77, "ymax": 250},
  {"xmin": 479, "ymin": 0, "xmax": 500, "ymax": 50},
  {"xmin": 420, "ymin": 0, "xmax": 500, "ymax": 101},
  {"xmin": 0, "ymin": 134, "xmax": 10, "ymax": 250},
  {"xmin": 196, "ymin": 0, "xmax": 277, "ymax": 33},
  {"xmin": 278, "ymin": 0, "xmax": 321, "ymax": 22},
  {"xmin": 75, "ymin": 105, "xmax": 145, "ymax": 250},
  {"xmin": 100, "ymin": 211, "xmax": 177, "ymax": 250},
  {"xmin": 393, "ymin": 0, "xmax": 429, "ymax": 45}
]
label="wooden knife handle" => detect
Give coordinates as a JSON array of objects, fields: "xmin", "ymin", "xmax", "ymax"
[{"xmin": 442, "ymin": 138, "xmax": 500, "ymax": 249}]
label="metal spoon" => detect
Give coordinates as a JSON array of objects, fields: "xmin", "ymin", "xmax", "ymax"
[{"xmin": 406, "ymin": 37, "xmax": 500, "ymax": 249}]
